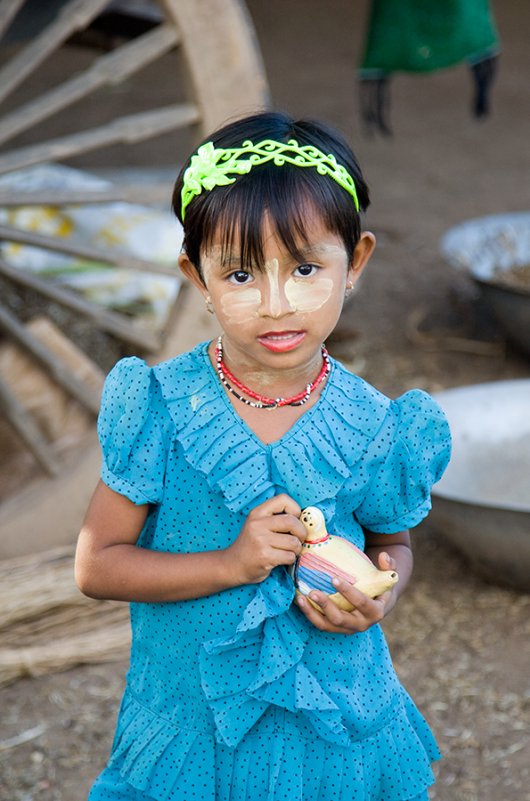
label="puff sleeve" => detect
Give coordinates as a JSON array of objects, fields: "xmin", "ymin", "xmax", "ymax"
[
  {"xmin": 97, "ymin": 357, "xmax": 168, "ymax": 505},
  {"xmin": 354, "ymin": 389, "xmax": 451, "ymax": 533}
]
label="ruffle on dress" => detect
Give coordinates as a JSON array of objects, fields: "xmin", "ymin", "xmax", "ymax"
[
  {"xmin": 107, "ymin": 687, "xmax": 439, "ymax": 801},
  {"xmin": 99, "ymin": 345, "xmax": 450, "ymax": 525},
  {"xmin": 153, "ymin": 346, "xmax": 394, "ymax": 517},
  {"xmin": 107, "ymin": 691, "xmax": 216, "ymax": 800},
  {"xmin": 198, "ymin": 567, "xmax": 354, "ymax": 749},
  {"xmin": 98, "ymin": 347, "xmax": 450, "ymax": 525}
]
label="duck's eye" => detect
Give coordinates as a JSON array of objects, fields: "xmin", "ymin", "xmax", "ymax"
[
  {"xmin": 294, "ymin": 263, "xmax": 318, "ymax": 278},
  {"xmin": 228, "ymin": 270, "xmax": 253, "ymax": 284}
]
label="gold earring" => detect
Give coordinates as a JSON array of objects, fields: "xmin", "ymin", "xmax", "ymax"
[
  {"xmin": 204, "ymin": 296, "xmax": 214, "ymax": 315},
  {"xmin": 345, "ymin": 282, "xmax": 355, "ymax": 299}
]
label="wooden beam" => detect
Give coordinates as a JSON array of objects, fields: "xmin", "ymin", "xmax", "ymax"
[
  {"xmin": 0, "ymin": 103, "xmax": 200, "ymax": 176},
  {"xmin": 0, "ymin": 184, "xmax": 173, "ymax": 207},
  {"xmin": 0, "ymin": 0, "xmax": 110, "ymax": 106},
  {"xmin": 0, "ymin": 305, "xmax": 101, "ymax": 414},
  {"xmin": 0, "ymin": 374, "xmax": 61, "ymax": 477},
  {"xmin": 0, "ymin": 224, "xmax": 179, "ymax": 277},
  {"xmin": 0, "ymin": 259, "xmax": 161, "ymax": 352},
  {"xmin": 0, "ymin": 0, "xmax": 25, "ymax": 40},
  {"xmin": 0, "ymin": 24, "xmax": 180, "ymax": 147}
]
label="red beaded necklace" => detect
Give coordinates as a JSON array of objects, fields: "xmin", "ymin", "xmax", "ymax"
[{"xmin": 215, "ymin": 336, "xmax": 331, "ymax": 410}]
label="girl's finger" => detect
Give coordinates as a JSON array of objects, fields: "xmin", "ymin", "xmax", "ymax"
[
  {"xmin": 273, "ymin": 550, "xmax": 299, "ymax": 567},
  {"xmin": 269, "ymin": 532, "xmax": 303, "ymax": 552},
  {"xmin": 377, "ymin": 551, "xmax": 395, "ymax": 570},
  {"xmin": 331, "ymin": 578, "xmax": 375, "ymax": 612},
  {"xmin": 330, "ymin": 580, "xmax": 385, "ymax": 626},
  {"xmin": 297, "ymin": 595, "xmax": 357, "ymax": 633},
  {"xmin": 267, "ymin": 514, "xmax": 307, "ymax": 541},
  {"xmin": 256, "ymin": 494, "xmax": 302, "ymax": 518},
  {"xmin": 307, "ymin": 591, "xmax": 353, "ymax": 628}
]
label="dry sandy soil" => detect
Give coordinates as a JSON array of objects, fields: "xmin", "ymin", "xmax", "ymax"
[{"xmin": 1, "ymin": 1, "xmax": 529, "ymax": 799}]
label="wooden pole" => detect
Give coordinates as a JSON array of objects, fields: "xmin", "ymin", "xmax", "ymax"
[
  {"xmin": 0, "ymin": 224, "xmax": 179, "ymax": 278},
  {"xmin": 0, "ymin": 259, "xmax": 161, "ymax": 352},
  {"xmin": 0, "ymin": 0, "xmax": 110, "ymax": 106},
  {"xmin": 0, "ymin": 185, "xmax": 172, "ymax": 207},
  {"xmin": 0, "ymin": 103, "xmax": 200, "ymax": 176},
  {"xmin": 0, "ymin": 0, "xmax": 25, "ymax": 40},
  {"xmin": 0, "ymin": 305, "xmax": 101, "ymax": 414},
  {"xmin": 0, "ymin": 375, "xmax": 61, "ymax": 477},
  {"xmin": 0, "ymin": 24, "xmax": 180, "ymax": 147}
]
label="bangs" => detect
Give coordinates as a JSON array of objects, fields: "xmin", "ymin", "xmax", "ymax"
[{"xmin": 188, "ymin": 164, "xmax": 360, "ymax": 276}]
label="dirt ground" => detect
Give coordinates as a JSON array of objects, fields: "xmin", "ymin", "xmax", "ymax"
[{"xmin": 1, "ymin": 1, "xmax": 530, "ymax": 799}]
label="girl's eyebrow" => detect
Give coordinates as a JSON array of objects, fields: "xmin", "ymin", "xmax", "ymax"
[
  {"xmin": 218, "ymin": 256, "xmax": 252, "ymax": 274},
  {"xmin": 297, "ymin": 244, "xmax": 341, "ymax": 257},
  {"xmin": 203, "ymin": 245, "xmax": 242, "ymax": 266},
  {"xmin": 220, "ymin": 255, "xmax": 243, "ymax": 266}
]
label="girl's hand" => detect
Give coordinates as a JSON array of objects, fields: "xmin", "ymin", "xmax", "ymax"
[
  {"xmin": 296, "ymin": 551, "xmax": 399, "ymax": 634},
  {"xmin": 226, "ymin": 494, "xmax": 307, "ymax": 585}
]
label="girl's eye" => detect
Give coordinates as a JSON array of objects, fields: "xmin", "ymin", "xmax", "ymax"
[
  {"xmin": 228, "ymin": 270, "xmax": 253, "ymax": 284},
  {"xmin": 294, "ymin": 263, "xmax": 319, "ymax": 278}
]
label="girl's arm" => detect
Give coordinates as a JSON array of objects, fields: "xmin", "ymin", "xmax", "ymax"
[
  {"xmin": 75, "ymin": 482, "xmax": 306, "ymax": 602},
  {"xmin": 295, "ymin": 529, "xmax": 412, "ymax": 634}
]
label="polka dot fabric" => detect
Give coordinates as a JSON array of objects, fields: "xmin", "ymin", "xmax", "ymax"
[{"xmin": 89, "ymin": 342, "xmax": 451, "ymax": 801}]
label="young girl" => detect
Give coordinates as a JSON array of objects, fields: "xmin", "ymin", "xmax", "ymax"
[{"xmin": 76, "ymin": 111, "xmax": 451, "ymax": 801}]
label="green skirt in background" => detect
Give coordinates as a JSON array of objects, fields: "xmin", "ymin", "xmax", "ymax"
[{"xmin": 359, "ymin": 0, "xmax": 500, "ymax": 133}]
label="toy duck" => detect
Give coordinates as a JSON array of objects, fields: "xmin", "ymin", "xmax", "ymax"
[{"xmin": 292, "ymin": 506, "xmax": 399, "ymax": 612}]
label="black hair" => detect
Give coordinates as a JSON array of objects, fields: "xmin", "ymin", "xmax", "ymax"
[{"xmin": 172, "ymin": 111, "xmax": 370, "ymax": 283}]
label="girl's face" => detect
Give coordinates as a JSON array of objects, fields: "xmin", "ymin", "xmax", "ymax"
[{"xmin": 179, "ymin": 209, "xmax": 375, "ymax": 376}]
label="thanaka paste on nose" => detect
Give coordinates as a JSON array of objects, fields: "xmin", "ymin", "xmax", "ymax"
[{"xmin": 264, "ymin": 259, "xmax": 286, "ymax": 317}]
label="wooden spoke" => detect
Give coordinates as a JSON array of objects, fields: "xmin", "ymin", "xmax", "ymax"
[
  {"xmin": 0, "ymin": 184, "xmax": 171, "ymax": 206},
  {"xmin": 0, "ymin": 24, "xmax": 180, "ymax": 147},
  {"xmin": 0, "ymin": 304, "xmax": 101, "ymax": 413},
  {"xmin": 0, "ymin": 374, "xmax": 61, "ymax": 476},
  {"xmin": 0, "ymin": 224, "xmax": 179, "ymax": 277},
  {"xmin": 0, "ymin": 103, "xmax": 200, "ymax": 175},
  {"xmin": 0, "ymin": 259, "xmax": 161, "ymax": 352},
  {"xmin": 0, "ymin": 0, "xmax": 110, "ymax": 107},
  {"xmin": 0, "ymin": 0, "xmax": 25, "ymax": 40},
  {"xmin": 161, "ymin": 0, "xmax": 270, "ymax": 131}
]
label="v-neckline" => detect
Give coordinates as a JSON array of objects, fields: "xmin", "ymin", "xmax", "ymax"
[{"xmin": 200, "ymin": 341, "xmax": 334, "ymax": 449}]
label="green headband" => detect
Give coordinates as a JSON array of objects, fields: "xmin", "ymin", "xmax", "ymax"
[{"xmin": 180, "ymin": 138, "xmax": 359, "ymax": 219}]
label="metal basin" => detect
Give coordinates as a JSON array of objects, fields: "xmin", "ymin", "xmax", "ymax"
[
  {"xmin": 431, "ymin": 380, "xmax": 530, "ymax": 592},
  {"xmin": 440, "ymin": 212, "xmax": 530, "ymax": 357}
]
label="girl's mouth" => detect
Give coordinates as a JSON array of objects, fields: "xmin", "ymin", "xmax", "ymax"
[{"xmin": 257, "ymin": 331, "xmax": 306, "ymax": 352}]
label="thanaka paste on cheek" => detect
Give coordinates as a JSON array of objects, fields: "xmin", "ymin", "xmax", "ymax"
[
  {"xmin": 201, "ymin": 252, "xmax": 262, "ymax": 323},
  {"xmin": 220, "ymin": 287, "xmax": 262, "ymax": 322},
  {"xmin": 281, "ymin": 244, "xmax": 346, "ymax": 313},
  {"xmin": 284, "ymin": 276, "xmax": 335, "ymax": 312}
]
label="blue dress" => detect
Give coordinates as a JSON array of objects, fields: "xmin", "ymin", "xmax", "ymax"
[{"xmin": 89, "ymin": 341, "xmax": 451, "ymax": 801}]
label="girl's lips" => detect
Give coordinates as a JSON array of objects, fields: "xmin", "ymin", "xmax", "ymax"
[{"xmin": 257, "ymin": 331, "xmax": 306, "ymax": 352}]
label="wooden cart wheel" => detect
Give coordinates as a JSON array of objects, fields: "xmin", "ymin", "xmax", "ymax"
[{"xmin": 0, "ymin": 0, "xmax": 269, "ymax": 476}]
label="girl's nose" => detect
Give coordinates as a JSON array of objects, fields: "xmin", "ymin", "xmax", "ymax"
[{"xmin": 259, "ymin": 262, "xmax": 294, "ymax": 318}]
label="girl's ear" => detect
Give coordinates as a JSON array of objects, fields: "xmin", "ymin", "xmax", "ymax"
[
  {"xmin": 178, "ymin": 252, "xmax": 208, "ymax": 294},
  {"xmin": 348, "ymin": 231, "xmax": 376, "ymax": 286}
]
